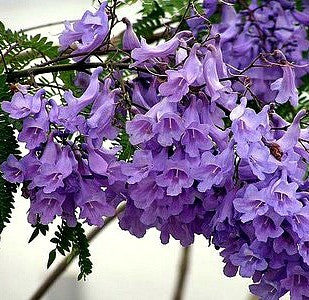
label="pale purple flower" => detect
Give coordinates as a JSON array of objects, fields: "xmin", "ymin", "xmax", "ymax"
[
  {"xmin": 233, "ymin": 185, "xmax": 269, "ymax": 223},
  {"xmin": 76, "ymin": 179, "xmax": 115, "ymax": 226},
  {"xmin": 268, "ymin": 171, "xmax": 302, "ymax": 216},
  {"xmin": 154, "ymin": 112, "xmax": 185, "ymax": 147},
  {"xmin": 131, "ymin": 31, "xmax": 192, "ymax": 66},
  {"xmin": 281, "ymin": 266, "xmax": 309, "ymax": 299},
  {"xmin": 230, "ymin": 242, "xmax": 268, "ymax": 278},
  {"xmin": 33, "ymin": 146, "xmax": 75, "ymax": 193},
  {"xmin": 129, "ymin": 175, "xmax": 165, "ymax": 209},
  {"xmin": 252, "ymin": 210, "xmax": 284, "ymax": 242},
  {"xmin": 28, "ymin": 190, "xmax": 65, "ymax": 225},
  {"xmin": 289, "ymin": 205, "xmax": 309, "ymax": 239},
  {"xmin": 59, "ymin": 2, "xmax": 109, "ymax": 60},
  {"xmin": 156, "ymin": 160, "xmax": 194, "ymax": 196},
  {"xmin": 121, "ymin": 150, "xmax": 154, "ymax": 184},
  {"xmin": 122, "ymin": 18, "xmax": 140, "ymax": 50},
  {"xmin": 18, "ymin": 101, "xmax": 49, "ymax": 150},
  {"xmin": 193, "ymin": 145, "xmax": 234, "ymax": 192},
  {"xmin": 1, "ymin": 89, "xmax": 44, "ymax": 119},
  {"xmin": 50, "ymin": 67, "xmax": 102, "ymax": 132},
  {"xmin": 159, "ymin": 44, "xmax": 202, "ymax": 102},
  {"xmin": 270, "ymin": 65, "xmax": 298, "ymax": 106},
  {"xmin": 246, "ymin": 142, "xmax": 278, "ymax": 181},
  {"xmin": 1, "ymin": 154, "xmax": 25, "ymax": 183}
]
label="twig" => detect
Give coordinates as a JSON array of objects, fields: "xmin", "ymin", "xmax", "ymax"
[
  {"xmin": 172, "ymin": 246, "xmax": 191, "ymax": 300},
  {"xmin": 0, "ymin": 49, "xmax": 8, "ymax": 73},
  {"xmin": 174, "ymin": 1, "xmax": 192, "ymax": 34},
  {"xmin": 29, "ymin": 203, "xmax": 126, "ymax": 300},
  {"xmin": 20, "ymin": 20, "xmax": 77, "ymax": 33}
]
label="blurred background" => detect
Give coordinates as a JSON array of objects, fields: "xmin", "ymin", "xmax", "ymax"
[{"xmin": 0, "ymin": 1, "xmax": 288, "ymax": 299}]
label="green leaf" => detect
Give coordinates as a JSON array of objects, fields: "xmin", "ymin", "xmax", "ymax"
[
  {"xmin": 47, "ymin": 249, "xmax": 57, "ymax": 269},
  {"xmin": 48, "ymin": 222, "xmax": 93, "ymax": 279}
]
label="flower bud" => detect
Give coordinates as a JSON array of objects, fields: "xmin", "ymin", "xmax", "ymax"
[{"xmin": 122, "ymin": 17, "xmax": 140, "ymax": 51}]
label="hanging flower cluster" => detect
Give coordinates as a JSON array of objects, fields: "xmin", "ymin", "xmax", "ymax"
[{"xmin": 1, "ymin": 1, "xmax": 309, "ymax": 299}]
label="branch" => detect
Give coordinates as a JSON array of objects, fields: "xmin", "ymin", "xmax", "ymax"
[
  {"xmin": 172, "ymin": 246, "xmax": 191, "ymax": 300},
  {"xmin": 6, "ymin": 62, "xmax": 130, "ymax": 82},
  {"xmin": 29, "ymin": 203, "xmax": 126, "ymax": 300}
]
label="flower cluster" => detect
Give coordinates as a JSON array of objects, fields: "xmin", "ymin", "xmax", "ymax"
[
  {"xmin": 1, "ymin": 67, "xmax": 125, "ymax": 227},
  {"xmin": 211, "ymin": 0, "xmax": 309, "ymax": 105},
  {"xmin": 189, "ymin": 0, "xmax": 309, "ymax": 105},
  {"xmin": 1, "ymin": 1, "xmax": 309, "ymax": 299}
]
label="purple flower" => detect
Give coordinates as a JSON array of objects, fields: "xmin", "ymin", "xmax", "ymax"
[
  {"xmin": 233, "ymin": 185, "xmax": 269, "ymax": 223},
  {"xmin": 119, "ymin": 200, "xmax": 147, "ymax": 238},
  {"xmin": 86, "ymin": 139, "xmax": 118, "ymax": 176},
  {"xmin": 203, "ymin": 46, "xmax": 226, "ymax": 101},
  {"xmin": 33, "ymin": 146, "xmax": 75, "ymax": 193},
  {"xmin": 156, "ymin": 160, "xmax": 194, "ymax": 196},
  {"xmin": 281, "ymin": 266, "xmax": 309, "ymax": 299},
  {"xmin": 268, "ymin": 171, "xmax": 302, "ymax": 216},
  {"xmin": 131, "ymin": 31, "xmax": 192, "ymax": 66},
  {"xmin": 230, "ymin": 242, "xmax": 268, "ymax": 278},
  {"xmin": 76, "ymin": 179, "xmax": 115, "ymax": 226},
  {"xmin": 126, "ymin": 98, "xmax": 173, "ymax": 145},
  {"xmin": 122, "ymin": 18, "xmax": 140, "ymax": 51},
  {"xmin": 61, "ymin": 194, "xmax": 77, "ymax": 227},
  {"xmin": 292, "ymin": 8, "xmax": 309, "ymax": 25},
  {"xmin": 271, "ymin": 65, "xmax": 298, "ymax": 106},
  {"xmin": 203, "ymin": 0, "xmax": 217, "ymax": 17},
  {"xmin": 230, "ymin": 97, "xmax": 268, "ymax": 156},
  {"xmin": 252, "ymin": 210, "xmax": 284, "ymax": 242},
  {"xmin": 249, "ymin": 279, "xmax": 285, "ymax": 300},
  {"xmin": 299, "ymin": 238, "xmax": 309, "ymax": 265},
  {"xmin": 273, "ymin": 227, "xmax": 298, "ymax": 255},
  {"xmin": 59, "ymin": 2, "xmax": 109, "ymax": 60},
  {"xmin": 1, "ymin": 89, "xmax": 44, "ymax": 119},
  {"xmin": 126, "ymin": 115, "xmax": 156, "ymax": 145},
  {"xmin": 154, "ymin": 112, "xmax": 185, "ymax": 147},
  {"xmin": 129, "ymin": 175, "xmax": 165, "ymax": 209},
  {"xmin": 1, "ymin": 154, "xmax": 25, "ymax": 183},
  {"xmin": 121, "ymin": 150, "xmax": 154, "ymax": 184},
  {"xmin": 181, "ymin": 99, "xmax": 213, "ymax": 157},
  {"xmin": 87, "ymin": 78, "xmax": 119, "ymax": 142},
  {"xmin": 159, "ymin": 44, "xmax": 202, "ymax": 102},
  {"xmin": 28, "ymin": 190, "xmax": 65, "ymax": 225},
  {"xmin": 18, "ymin": 101, "xmax": 49, "ymax": 150},
  {"xmin": 51, "ymin": 67, "xmax": 102, "ymax": 132},
  {"xmin": 289, "ymin": 205, "xmax": 309, "ymax": 239},
  {"xmin": 181, "ymin": 123, "xmax": 213, "ymax": 157},
  {"xmin": 245, "ymin": 142, "xmax": 278, "ymax": 181},
  {"xmin": 193, "ymin": 145, "xmax": 234, "ymax": 192}
]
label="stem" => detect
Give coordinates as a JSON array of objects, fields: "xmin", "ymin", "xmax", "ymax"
[
  {"xmin": 29, "ymin": 203, "xmax": 125, "ymax": 300},
  {"xmin": 172, "ymin": 246, "xmax": 191, "ymax": 300}
]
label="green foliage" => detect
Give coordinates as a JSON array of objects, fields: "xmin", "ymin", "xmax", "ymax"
[
  {"xmin": 133, "ymin": 1, "xmax": 166, "ymax": 41},
  {"xmin": 116, "ymin": 130, "xmax": 135, "ymax": 161},
  {"xmin": 296, "ymin": 0, "xmax": 304, "ymax": 11},
  {"xmin": 0, "ymin": 22, "xmax": 58, "ymax": 71},
  {"xmin": 28, "ymin": 223, "xmax": 49, "ymax": 243},
  {"xmin": 48, "ymin": 222, "xmax": 92, "ymax": 280},
  {"xmin": 142, "ymin": 0, "xmax": 188, "ymax": 16},
  {"xmin": 0, "ymin": 70, "xmax": 20, "ymax": 235}
]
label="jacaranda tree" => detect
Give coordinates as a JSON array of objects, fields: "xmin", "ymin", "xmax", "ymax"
[{"xmin": 0, "ymin": 0, "xmax": 309, "ymax": 299}]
